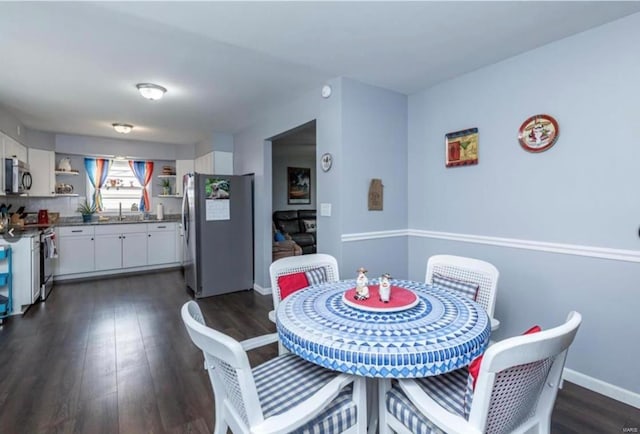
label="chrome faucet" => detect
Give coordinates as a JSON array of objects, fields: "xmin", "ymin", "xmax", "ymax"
[{"xmin": 118, "ymin": 202, "xmax": 124, "ymax": 220}]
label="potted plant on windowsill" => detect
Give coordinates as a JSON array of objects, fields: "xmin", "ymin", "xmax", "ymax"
[
  {"xmin": 76, "ymin": 200, "xmax": 97, "ymax": 223},
  {"xmin": 159, "ymin": 178, "xmax": 172, "ymax": 196}
]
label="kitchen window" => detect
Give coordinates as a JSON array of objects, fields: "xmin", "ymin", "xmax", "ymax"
[{"xmin": 88, "ymin": 160, "xmax": 147, "ymax": 212}]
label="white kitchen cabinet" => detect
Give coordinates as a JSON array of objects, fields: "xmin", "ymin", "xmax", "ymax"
[
  {"xmin": 194, "ymin": 152, "xmax": 212, "ymax": 173},
  {"xmin": 3, "ymin": 133, "xmax": 28, "ymax": 162},
  {"xmin": 147, "ymin": 222, "xmax": 176, "ymax": 265},
  {"xmin": 55, "ymin": 226, "xmax": 95, "ymax": 276},
  {"xmin": 174, "ymin": 159, "xmax": 193, "ymax": 197},
  {"xmin": 94, "ymin": 233, "xmax": 122, "ymax": 271},
  {"xmin": 194, "ymin": 151, "xmax": 232, "ymax": 175},
  {"xmin": 94, "ymin": 224, "xmax": 147, "ymax": 270},
  {"xmin": 123, "ymin": 232, "xmax": 148, "ymax": 268},
  {"xmin": 213, "ymin": 151, "xmax": 233, "ymax": 174},
  {"xmin": 27, "ymin": 148, "xmax": 56, "ymax": 196}
]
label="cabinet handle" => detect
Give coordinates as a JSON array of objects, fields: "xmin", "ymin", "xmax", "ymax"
[
  {"xmin": 148, "ymin": 234, "xmax": 151, "ymax": 237},
  {"xmin": 72, "ymin": 230, "xmax": 83, "ymax": 233},
  {"xmin": 122, "ymin": 236, "xmax": 126, "ymax": 239},
  {"xmin": 91, "ymin": 237, "xmax": 94, "ymax": 241},
  {"xmin": 157, "ymin": 225, "xmax": 167, "ymax": 229},
  {"xmin": 118, "ymin": 236, "xmax": 122, "ymax": 239}
]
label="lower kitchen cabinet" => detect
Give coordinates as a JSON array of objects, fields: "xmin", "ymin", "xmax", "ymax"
[
  {"xmin": 95, "ymin": 224, "xmax": 147, "ymax": 270},
  {"xmin": 56, "ymin": 222, "xmax": 178, "ymax": 278},
  {"xmin": 147, "ymin": 222, "xmax": 176, "ymax": 265},
  {"xmin": 57, "ymin": 226, "xmax": 95, "ymax": 275}
]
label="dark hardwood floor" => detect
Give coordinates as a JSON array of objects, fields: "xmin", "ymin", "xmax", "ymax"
[{"xmin": 0, "ymin": 270, "xmax": 637, "ymax": 433}]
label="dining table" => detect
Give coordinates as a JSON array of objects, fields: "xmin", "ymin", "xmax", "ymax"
[
  {"xmin": 276, "ymin": 278, "xmax": 491, "ymax": 379},
  {"xmin": 276, "ymin": 278, "xmax": 491, "ymax": 433}
]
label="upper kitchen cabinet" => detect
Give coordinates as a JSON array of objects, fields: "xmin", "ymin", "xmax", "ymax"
[
  {"xmin": 174, "ymin": 159, "xmax": 194, "ymax": 197},
  {"xmin": 2, "ymin": 133, "xmax": 28, "ymax": 162},
  {"xmin": 194, "ymin": 151, "xmax": 233, "ymax": 175},
  {"xmin": 27, "ymin": 148, "xmax": 56, "ymax": 197}
]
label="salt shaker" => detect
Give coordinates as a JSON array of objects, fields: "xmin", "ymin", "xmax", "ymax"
[{"xmin": 379, "ymin": 273, "xmax": 392, "ymax": 303}]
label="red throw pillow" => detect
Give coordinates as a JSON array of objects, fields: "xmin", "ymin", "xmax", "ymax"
[
  {"xmin": 278, "ymin": 272, "xmax": 310, "ymax": 299},
  {"xmin": 468, "ymin": 325, "xmax": 542, "ymax": 390}
]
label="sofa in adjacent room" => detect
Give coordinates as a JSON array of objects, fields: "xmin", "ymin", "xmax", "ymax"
[{"xmin": 273, "ymin": 210, "xmax": 317, "ymax": 254}]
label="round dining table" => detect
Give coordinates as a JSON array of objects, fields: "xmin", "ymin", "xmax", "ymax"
[{"xmin": 276, "ymin": 279, "xmax": 491, "ymax": 378}]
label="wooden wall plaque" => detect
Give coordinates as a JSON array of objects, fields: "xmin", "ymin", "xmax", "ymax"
[{"xmin": 368, "ymin": 179, "xmax": 383, "ymax": 211}]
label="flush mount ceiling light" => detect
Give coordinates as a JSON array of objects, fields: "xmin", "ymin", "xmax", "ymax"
[
  {"xmin": 136, "ymin": 83, "xmax": 167, "ymax": 100},
  {"xmin": 112, "ymin": 123, "xmax": 133, "ymax": 134}
]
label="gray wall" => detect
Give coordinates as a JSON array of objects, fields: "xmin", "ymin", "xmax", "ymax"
[
  {"xmin": 235, "ymin": 77, "xmax": 409, "ymax": 291},
  {"xmin": 0, "ymin": 103, "xmax": 27, "ymax": 143},
  {"xmin": 340, "ymin": 78, "xmax": 409, "ymax": 279},
  {"xmin": 407, "ymin": 13, "xmax": 640, "ymax": 394},
  {"xmin": 56, "ymin": 133, "xmax": 185, "ymax": 160},
  {"xmin": 25, "ymin": 128, "xmax": 55, "ymax": 151},
  {"xmin": 234, "ymin": 78, "xmax": 344, "ymax": 288},
  {"xmin": 195, "ymin": 132, "xmax": 234, "ymax": 157}
]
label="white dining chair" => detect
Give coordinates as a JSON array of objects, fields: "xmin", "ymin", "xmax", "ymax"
[
  {"xmin": 268, "ymin": 253, "xmax": 340, "ymax": 323},
  {"xmin": 426, "ymin": 254, "xmax": 501, "ymax": 331},
  {"xmin": 379, "ymin": 311, "xmax": 582, "ymax": 434},
  {"xmin": 181, "ymin": 300, "xmax": 367, "ymax": 434}
]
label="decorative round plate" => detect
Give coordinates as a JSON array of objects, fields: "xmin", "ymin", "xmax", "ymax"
[
  {"xmin": 518, "ymin": 114, "xmax": 559, "ymax": 153},
  {"xmin": 342, "ymin": 285, "xmax": 419, "ymax": 312}
]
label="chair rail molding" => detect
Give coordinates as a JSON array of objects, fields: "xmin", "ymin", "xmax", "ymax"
[{"xmin": 341, "ymin": 229, "xmax": 640, "ymax": 263}]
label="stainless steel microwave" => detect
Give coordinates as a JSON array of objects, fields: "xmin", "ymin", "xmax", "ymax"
[{"xmin": 5, "ymin": 157, "xmax": 32, "ymax": 194}]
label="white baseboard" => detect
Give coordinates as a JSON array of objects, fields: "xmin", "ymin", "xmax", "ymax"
[
  {"xmin": 253, "ymin": 283, "xmax": 271, "ymax": 296},
  {"xmin": 563, "ymin": 368, "xmax": 640, "ymax": 408}
]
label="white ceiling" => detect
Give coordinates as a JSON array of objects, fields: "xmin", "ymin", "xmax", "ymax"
[{"xmin": 1, "ymin": 2, "xmax": 639, "ymax": 146}]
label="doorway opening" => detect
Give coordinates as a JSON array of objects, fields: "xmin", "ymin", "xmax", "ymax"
[{"xmin": 270, "ymin": 120, "xmax": 317, "ymax": 261}]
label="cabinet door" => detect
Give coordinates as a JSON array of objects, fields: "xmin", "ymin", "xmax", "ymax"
[
  {"xmin": 213, "ymin": 151, "xmax": 233, "ymax": 175},
  {"xmin": 57, "ymin": 236, "xmax": 95, "ymax": 275},
  {"xmin": 194, "ymin": 152, "xmax": 213, "ymax": 174},
  {"xmin": 4, "ymin": 135, "xmax": 28, "ymax": 162},
  {"xmin": 27, "ymin": 148, "xmax": 56, "ymax": 196},
  {"xmin": 147, "ymin": 230, "xmax": 176, "ymax": 265},
  {"xmin": 175, "ymin": 159, "xmax": 194, "ymax": 197},
  {"xmin": 94, "ymin": 234, "xmax": 123, "ymax": 271},
  {"xmin": 122, "ymin": 232, "xmax": 148, "ymax": 268}
]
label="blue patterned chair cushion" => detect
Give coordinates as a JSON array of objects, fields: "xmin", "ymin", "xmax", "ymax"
[
  {"xmin": 386, "ymin": 367, "xmax": 473, "ymax": 434},
  {"xmin": 305, "ymin": 267, "xmax": 328, "ymax": 286},
  {"xmin": 432, "ymin": 273, "xmax": 479, "ymax": 301},
  {"xmin": 254, "ymin": 353, "xmax": 357, "ymax": 434}
]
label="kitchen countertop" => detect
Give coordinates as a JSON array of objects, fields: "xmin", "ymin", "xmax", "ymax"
[{"xmin": 56, "ymin": 214, "xmax": 181, "ymax": 227}]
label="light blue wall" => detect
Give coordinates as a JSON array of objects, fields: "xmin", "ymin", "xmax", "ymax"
[
  {"xmin": 340, "ymin": 78, "xmax": 409, "ymax": 280},
  {"xmin": 407, "ymin": 13, "xmax": 640, "ymax": 394},
  {"xmin": 234, "ymin": 78, "xmax": 343, "ymax": 288},
  {"xmin": 0, "ymin": 103, "xmax": 27, "ymax": 143},
  {"xmin": 235, "ymin": 78, "xmax": 409, "ymax": 289},
  {"xmin": 56, "ymin": 133, "xmax": 183, "ymax": 160},
  {"xmin": 195, "ymin": 132, "xmax": 234, "ymax": 157},
  {"xmin": 25, "ymin": 128, "xmax": 55, "ymax": 151}
]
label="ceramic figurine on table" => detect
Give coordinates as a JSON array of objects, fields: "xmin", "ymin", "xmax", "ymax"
[
  {"xmin": 379, "ymin": 273, "xmax": 392, "ymax": 303},
  {"xmin": 354, "ymin": 267, "xmax": 370, "ymax": 300}
]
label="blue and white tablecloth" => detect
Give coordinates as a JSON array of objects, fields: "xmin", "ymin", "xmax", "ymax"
[{"xmin": 276, "ymin": 279, "xmax": 491, "ymax": 378}]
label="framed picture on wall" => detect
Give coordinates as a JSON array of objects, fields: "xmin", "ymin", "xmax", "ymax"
[
  {"xmin": 445, "ymin": 127, "xmax": 479, "ymax": 167},
  {"xmin": 287, "ymin": 167, "xmax": 311, "ymax": 204}
]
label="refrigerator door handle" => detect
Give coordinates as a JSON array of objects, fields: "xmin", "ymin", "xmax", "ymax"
[{"xmin": 182, "ymin": 179, "xmax": 189, "ymax": 245}]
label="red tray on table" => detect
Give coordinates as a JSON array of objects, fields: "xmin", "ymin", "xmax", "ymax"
[{"xmin": 342, "ymin": 285, "xmax": 419, "ymax": 312}]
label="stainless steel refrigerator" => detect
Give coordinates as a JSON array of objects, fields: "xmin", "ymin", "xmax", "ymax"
[{"xmin": 182, "ymin": 173, "xmax": 254, "ymax": 298}]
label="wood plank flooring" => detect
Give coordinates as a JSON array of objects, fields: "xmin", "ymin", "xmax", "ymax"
[{"xmin": 0, "ymin": 270, "xmax": 637, "ymax": 433}]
